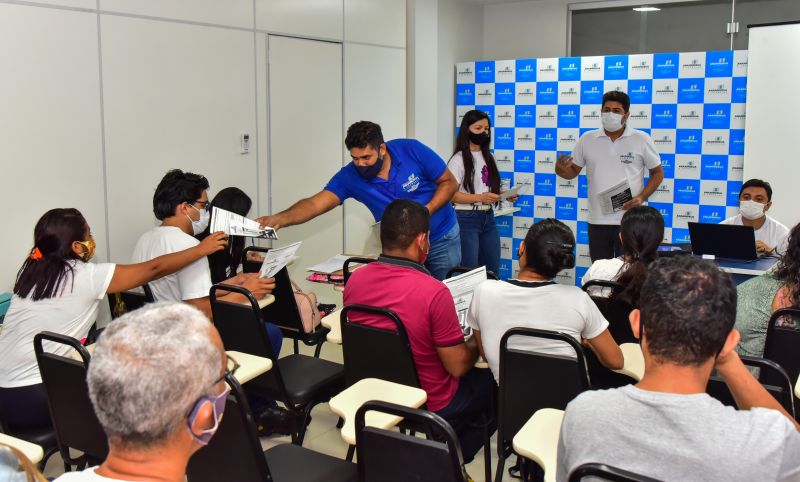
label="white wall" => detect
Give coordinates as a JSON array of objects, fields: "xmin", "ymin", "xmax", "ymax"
[
  {"xmin": 1, "ymin": 0, "xmax": 406, "ymax": 294},
  {"xmin": 483, "ymin": 0, "xmax": 570, "ymax": 60}
]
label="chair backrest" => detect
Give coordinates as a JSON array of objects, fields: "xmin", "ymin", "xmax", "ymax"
[
  {"xmin": 33, "ymin": 332, "xmax": 108, "ymax": 463},
  {"xmin": 343, "ymin": 257, "xmax": 377, "ymax": 285},
  {"xmin": 107, "ymin": 285, "xmax": 155, "ymax": 319},
  {"xmin": 763, "ymin": 308, "xmax": 800, "ymax": 386},
  {"xmin": 446, "ymin": 266, "xmax": 500, "ymax": 281},
  {"xmin": 355, "ymin": 401, "xmax": 466, "ymax": 482},
  {"xmin": 209, "ymin": 284, "xmax": 290, "ymax": 398},
  {"xmin": 241, "ymin": 246, "xmax": 268, "ymax": 275},
  {"xmin": 340, "ymin": 305, "xmax": 421, "ymax": 389},
  {"xmin": 259, "ymin": 267, "xmax": 306, "ymax": 334},
  {"xmin": 186, "ymin": 374, "xmax": 272, "ymax": 482},
  {"xmin": 707, "ymin": 355, "xmax": 796, "ymax": 417},
  {"xmin": 497, "ymin": 328, "xmax": 590, "ymax": 453},
  {"xmin": 568, "ymin": 463, "xmax": 662, "ymax": 482}
]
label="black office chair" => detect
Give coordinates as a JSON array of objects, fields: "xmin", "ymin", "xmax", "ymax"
[
  {"xmin": 707, "ymin": 356, "xmax": 796, "ymax": 417},
  {"xmin": 495, "ymin": 328, "xmax": 590, "ymax": 482},
  {"xmin": 568, "ymin": 463, "xmax": 663, "ymax": 482},
  {"xmin": 209, "ymin": 284, "xmax": 344, "ymax": 445},
  {"xmin": 446, "ymin": 266, "xmax": 500, "ymax": 281},
  {"xmin": 242, "ymin": 246, "xmax": 330, "ymax": 357},
  {"xmin": 0, "ymin": 410, "xmax": 59, "ymax": 472},
  {"xmin": 33, "ymin": 332, "xmax": 108, "ymax": 470},
  {"xmin": 187, "ymin": 373, "xmax": 356, "ymax": 482},
  {"xmin": 355, "ymin": 401, "xmax": 468, "ymax": 482},
  {"xmin": 343, "ymin": 257, "xmax": 377, "ymax": 285},
  {"xmin": 763, "ymin": 308, "xmax": 800, "ymax": 418}
]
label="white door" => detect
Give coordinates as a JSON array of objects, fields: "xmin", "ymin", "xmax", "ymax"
[{"xmin": 268, "ymin": 36, "xmax": 343, "ymax": 301}]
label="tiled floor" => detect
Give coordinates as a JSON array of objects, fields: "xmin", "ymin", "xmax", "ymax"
[{"xmin": 44, "ymin": 333, "xmax": 511, "ymax": 481}]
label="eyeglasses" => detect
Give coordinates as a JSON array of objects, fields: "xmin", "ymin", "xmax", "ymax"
[
  {"xmin": 192, "ymin": 200, "xmax": 211, "ymax": 211},
  {"xmin": 212, "ymin": 354, "xmax": 240, "ymax": 385}
]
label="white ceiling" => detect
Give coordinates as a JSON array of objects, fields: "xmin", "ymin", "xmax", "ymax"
[{"xmin": 456, "ymin": 0, "xmax": 533, "ymax": 5}]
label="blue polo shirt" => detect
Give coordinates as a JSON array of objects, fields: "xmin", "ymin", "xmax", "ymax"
[{"xmin": 324, "ymin": 139, "xmax": 457, "ymax": 242}]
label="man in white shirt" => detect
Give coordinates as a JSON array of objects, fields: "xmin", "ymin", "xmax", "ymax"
[
  {"xmin": 555, "ymin": 91, "xmax": 664, "ymax": 261},
  {"xmin": 132, "ymin": 169, "xmax": 274, "ymax": 319},
  {"xmin": 721, "ymin": 178, "xmax": 789, "ymax": 255},
  {"xmin": 557, "ymin": 256, "xmax": 800, "ymax": 481}
]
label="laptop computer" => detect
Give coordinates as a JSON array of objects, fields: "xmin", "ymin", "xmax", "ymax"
[{"xmin": 688, "ymin": 222, "xmax": 760, "ymax": 261}]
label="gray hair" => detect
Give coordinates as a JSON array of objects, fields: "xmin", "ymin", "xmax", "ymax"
[{"xmin": 88, "ymin": 302, "xmax": 222, "ymax": 449}]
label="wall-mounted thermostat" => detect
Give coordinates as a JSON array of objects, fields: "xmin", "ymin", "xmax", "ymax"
[{"xmin": 240, "ymin": 133, "xmax": 250, "ymax": 154}]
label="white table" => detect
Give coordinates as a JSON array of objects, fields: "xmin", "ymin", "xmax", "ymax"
[
  {"xmin": 0, "ymin": 432, "xmax": 44, "ymax": 464},
  {"xmin": 235, "ymin": 294, "xmax": 275, "ymax": 309},
  {"xmin": 321, "ymin": 307, "xmax": 344, "ymax": 344},
  {"xmin": 512, "ymin": 408, "xmax": 565, "ymax": 482},
  {"xmin": 612, "ymin": 343, "xmax": 645, "ymax": 382},
  {"xmin": 328, "ymin": 378, "xmax": 427, "ymax": 446}
]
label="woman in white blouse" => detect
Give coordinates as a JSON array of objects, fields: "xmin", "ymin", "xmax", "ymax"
[{"xmin": 581, "ymin": 205, "xmax": 664, "ymax": 306}]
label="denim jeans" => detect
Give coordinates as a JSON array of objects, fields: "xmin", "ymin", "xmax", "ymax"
[
  {"xmin": 456, "ymin": 210, "xmax": 500, "ymax": 276},
  {"xmin": 425, "ymin": 223, "xmax": 462, "ymax": 281},
  {"xmin": 435, "ymin": 368, "xmax": 497, "ymax": 463},
  {"xmin": 249, "ymin": 322, "xmax": 284, "ymax": 411}
]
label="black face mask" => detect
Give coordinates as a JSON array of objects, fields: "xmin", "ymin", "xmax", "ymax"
[
  {"xmin": 355, "ymin": 155, "xmax": 384, "ymax": 180},
  {"xmin": 467, "ymin": 131, "xmax": 490, "ymax": 148}
]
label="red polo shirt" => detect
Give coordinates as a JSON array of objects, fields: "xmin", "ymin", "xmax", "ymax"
[{"xmin": 344, "ymin": 258, "xmax": 464, "ymax": 411}]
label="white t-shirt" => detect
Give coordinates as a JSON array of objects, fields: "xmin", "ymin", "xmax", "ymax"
[
  {"xmin": 131, "ymin": 226, "xmax": 211, "ymax": 302},
  {"xmin": 721, "ymin": 214, "xmax": 790, "ymax": 254},
  {"xmin": 0, "ymin": 261, "xmax": 115, "ymax": 388},
  {"xmin": 581, "ymin": 257, "xmax": 627, "ymax": 297},
  {"xmin": 448, "ymin": 150, "xmax": 491, "ymax": 206},
  {"xmin": 467, "ymin": 280, "xmax": 609, "ymax": 382},
  {"xmin": 572, "ymin": 125, "xmax": 661, "ymax": 225},
  {"xmin": 54, "ymin": 467, "xmax": 129, "ymax": 481}
]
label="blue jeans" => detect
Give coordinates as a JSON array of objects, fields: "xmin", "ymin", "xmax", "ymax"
[
  {"xmin": 425, "ymin": 223, "xmax": 462, "ymax": 280},
  {"xmin": 456, "ymin": 210, "xmax": 500, "ymax": 276},
  {"xmin": 249, "ymin": 322, "xmax": 284, "ymax": 411},
  {"xmin": 435, "ymin": 368, "xmax": 497, "ymax": 463}
]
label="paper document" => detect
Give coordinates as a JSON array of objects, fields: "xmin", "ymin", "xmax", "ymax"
[
  {"xmin": 259, "ymin": 241, "xmax": 301, "ymax": 278},
  {"xmin": 306, "ymin": 254, "xmax": 352, "ymax": 274},
  {"xmin": 598, "ymin": 179, "xmax": 633, "ymax": 215},
  {"xmin": 500, "ymin": 185, "xmax": 520, "ymax": 200},
  {"xmin": 210, "ymin": 207, "xmax": 278, "ymax": 240},
  {"xmin": 443, "ymin": 266, "xmax": 487, "ymax": 338}
]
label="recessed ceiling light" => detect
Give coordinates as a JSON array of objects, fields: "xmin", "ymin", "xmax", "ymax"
[{"xmin": 633, "ymin": 6, "xmax": 661, "ymax": 11}]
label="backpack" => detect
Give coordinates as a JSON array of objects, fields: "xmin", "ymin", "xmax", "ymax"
[{"xmin": 291, "ymin": 280, "xmax": 321, "ymax": 333}]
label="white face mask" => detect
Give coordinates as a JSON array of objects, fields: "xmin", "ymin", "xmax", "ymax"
[
  {"xmin": 187, "ymin": 204, "xmax": 211, "ymax": 235},
  {"xmin": 601, "ymin": 112, "xmax": 625, "ymax": 133},
  {"xmin": 739, "ymin": 199, "xmax": 766, "ymax": 220}
]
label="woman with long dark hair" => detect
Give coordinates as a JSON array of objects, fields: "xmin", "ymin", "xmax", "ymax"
[
  {"xmin": 0, "ymin": 208, "xmax": 226, "ymax": 432},
  {"xmin": 197, "ymin": 187, "xmax": 253, "ymax": 283},
  {"xmin": 581, "ymin": 205, "xmax": 664, "ymax": 306},
  {"xmin": 447, "ymin": 110, "xmax": 508, "ymax": 275}
]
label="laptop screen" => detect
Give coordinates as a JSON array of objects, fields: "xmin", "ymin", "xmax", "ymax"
[{"xmin": 688, "ymin": 222, "xmax": 759, "ymax": 260}]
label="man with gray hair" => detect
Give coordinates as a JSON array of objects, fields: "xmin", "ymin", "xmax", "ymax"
[{"xmin": 55, "ymin": 303, "xmax": 229, "ymax": 481}]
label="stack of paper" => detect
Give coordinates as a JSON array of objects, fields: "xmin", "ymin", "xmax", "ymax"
[
  {"xmin": 442, "ymin": 266, "xmax": 488, "ymax": 338},
  {"xmin": 306, "ymin": 254, "xmax": 352, "ymax": 274},
  {"xmin": 259, "ymin": 241, "xmax": 302, "ymax": 278},
  {"xmin": 210, "ymin": 207, "xmax": 278, "ymax": 240}
]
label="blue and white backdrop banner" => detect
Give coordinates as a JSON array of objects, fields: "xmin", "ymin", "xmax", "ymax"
[{"xmin": 455, "ymin": 50, "xmax": 748, "ymax": 285}]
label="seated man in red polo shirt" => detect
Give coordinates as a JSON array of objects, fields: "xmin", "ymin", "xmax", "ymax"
[{"xmin": 344, "ymin": 199, "xmax": 495, "ymax": 463}]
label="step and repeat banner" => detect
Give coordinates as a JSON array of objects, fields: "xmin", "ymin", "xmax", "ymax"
[{"xmin": 455, "ymin": 50, "xmax": 748, "ymax": 284}]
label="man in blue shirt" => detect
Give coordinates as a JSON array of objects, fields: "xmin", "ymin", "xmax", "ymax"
[{"xmin": 257, "ymin": 121, "xmax": 461, "ymax": 280}]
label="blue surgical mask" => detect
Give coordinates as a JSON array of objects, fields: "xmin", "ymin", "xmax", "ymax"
[
  {"xmin": 355, "ymin": 155, "xmax": 384, "ymax": 180},
  {"xmin": 187, "ymin": 387, "xmax": 229, "ymax": 445}
]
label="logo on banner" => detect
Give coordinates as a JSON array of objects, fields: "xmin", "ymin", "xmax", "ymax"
[
  {"xmin": 559, "ymin": 58, "xmax": 580, "ymax": 81},
  {"xmin": 677, "ymin": 158, "xmax": 699, "ymax": 174},
  {"xmin": 457, "ymin": 66, "xmax": 473, "ymax": 77},
  {"xmin": 660, "ymin": 154, "xmax": 675, "ymax": 178},
  {"xmin": 628, "ymin": 80, "xmax": 652, "ymax": 104},
  {"xmin": 680, "ymin": 110, "xmax": 700, "ymax": 121},
  {"xmin": 583, "ymin": 61, "xmax": 602, "ymax": 74},
  {"xmin": 732, "ymin": 77, "xmax": 747, "ymax": 103},
  {"xmin": 705, "ymin": 136, "xmax": 727, "ymax": 148},
  {"xmin": 475, "ymin": 61, "xmax": 494, "ymax": 83},
  {"xmin": 682, "ymin": 58, "xmax": 703, "ymax": 70},
  {"xmin": 494, "ymin": 128, "xmax": 514, "ymax": 150},
  {"xmin": 560, "ymin": 86, "xmax": 579, "ymax": 99},
  {"xmin": 496, "ymin": 217, "xmax": 512, "ymax": 237},
  {"xmin": 536, "ymin": 129, "xmax": 557, "ymax": 150},
  {"xmin": 703, "ymin": 105, "xmax": 730, "ymax": 129},
  {"xmin": 495, "ymin": 152, "xmax": 513, "ymax": 165},
  {"xmin": 556, "ymin": 198, "xmax": 577, "ymax": 220},
  {"xmin": 497, "ymin": 109, "xmax": 513, "ymax": 122},
  {"xmin": 706, "ymin": 51, "xmax": 733, "ymax": 77},
  {"xmin": 558, "ymin": 107, "xmax": 579, "ymax": 127},
  {"xmin": 477, "ymin": 87, "xmax": 493, "ymax": 99},
  {"xmin": 630, "ymin": 110, "xmax": 649, "ymax": 122},
  {"xmin": 650, "ymin": 203, "xmax": 673, "ymax": 228},
  {"xmin": 730, "ymin": 130, "xmax": 745, "ymax": 155},
  {"xmin": 516, "ymin": 108, "xmax": 534, "ymax": 127},
  {"xmin": 678, "ymin": 80, "xmax": 704, "ymax": 103},
  {"xmin": 537, "ymin": 83, "xmax": 558, "ymax": 104},
  {"xmin": 581, "ymin": 82, "xmax": 604, "ymax": 104},
  {"xmin": 516, "ymin": 59, "xmax": 536, "ymax": 82},
  {"xmin": 605, "ymin": 55, "xmax": 628, "ymax": 79},
  {"xmin": 577, "ymin": 222, "xmax": 589, "ymax": 244},
  {"xmin": 707, "ymin": 83, "xmax": 729, "ymax": 95},
  {"xmin": 675, "ymin": 180, "xmax": 700, "ymax": 204},
  {"xmin": 514, "ymin": 152, "xmax": 534, "ymax": 172},
  {"xmin": 535, "ymin": 200, "xmax": 555, "ymax": 216},
  {"xmin": 652, "ymin": 105, "xmax": 676, "ymax": 129},
  {"xmin": 496, "ymin": 84, "xmax": 515, "ymax": 105},
  {"xmin": 582, "ymin": 109, "xmax": 600, "ymax": 123},
  {"xmin": 702, "ymin": 185, "xmax": 725, "ymax": 199},
  {"xmin": 535, "ymin": 174, "xmax": 556, "ymax": 196},
  {"xmin": 676, "ymin": 130, "xmax": 702, "ymax": 154},
  {"xmin": 675, "ymin": 209, "xmax": 698, "ymax": 223},
  {"xmin": 654, "ymin": 53, "xmax": 679, "ymax": 78},
  {"xmin": 456, "ymin": 85, "xmax": 474, "ymax": 105},
  {"xmin": 727, "ymin": 182, "xmax": 743, "ymax": 206},
  {"xmin": 539, "ymin": 62, "xmax": 556, "ymax": 74},
  {"xmin": 699, "ymin": 206, "xmax": 725, "ymax": 224},
  {"xmin": 701, "ymin": 156, "xmax": 727, "ymax": 180},
  {"xmin": 518, "ymin": 86, "xmax": 535, "ymax": 98}
]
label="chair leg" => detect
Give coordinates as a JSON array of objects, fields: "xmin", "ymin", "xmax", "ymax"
[
  {"xmin": 336, "ymin": 416, "xmax": 344, "ymax": 429},
  {"xmin": 293, "ymin": 339, "xmax": 300, "ymax": 354},
  {"xmin": 313, "ymin": 342, "xmax": 323, "ymax": 358},
  {"xmin": 345, "ymin": 444, "xmax": 355, "ymax": 462},
  {"xmin": 493, "ymin": 455, "xmax": 506, "ymax": 482},
  {"xmin": 292, "ymin": 405, "xmax": 314, "ymax": 446},
  {"xmin": 483, "ymin": 425, "xmax": 492, "ymax": 482},
  {"xmin": 37, "ymin": 446, "xmax": 59, "ymax": 472}
]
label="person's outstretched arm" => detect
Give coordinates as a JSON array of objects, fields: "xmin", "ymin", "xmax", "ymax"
[{"xmin": 256, "ymin": 190, "xmax": 340, "ymax": 230}]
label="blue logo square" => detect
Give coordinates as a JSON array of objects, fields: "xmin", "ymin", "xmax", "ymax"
[
  {"xmin": 660, "ymin": 154, "xmax": 675, "ymax": 178},
  {"xmin": 705, "ymin": 50, "xmax": 733, "ymax": 77},
  {"xmin": 516, "ymin": 58, "xmax": 537, "ymax": 82},
  {"xmin": 676, "ymin": 129, "xmax": 703, "ymax": 154},
  {"xmin": 649, "ymin": 202, "xmax": 673, "ymax": 228},
  {"xmin": 536, "ymin": 128, "xmax": 557, "ymax": 150},
  {"xmin": 651, "ymin": 104, "xmax": 677, "ymax": 129},
  {"xmin": 557, "ymin": 105, "xmax": 580, "ymax": 128},
  {"xmin": 496, "ymin": 215, "xmax": 513, "ymax": 237},
  {"xmin": 653, "ymin": 53, "xmax": 679, "ymax": 78},
  {"xmin": 729, "ymin": 130, "xmax": 745, "ymax": 155},
  {"xmin": 559, "ymin": 57, "xmax": 581, "ymax": 81},
  {"xmin": 515, "ymin": 106, "xmax": 535, "ymax": 127},
  {"xmin": 701, "ymin": 155, "xmax": 728, "ymax": 180},
  {"xmin": 672, "ymin": 228, "xmax": 691, "ymax": 244},
  {"xmin": 495, "ymin": 83, "xmax": 516, "ymax": 105},
  {"xmin": 577, "ymin": 221, "xmax": 589, "ymax": 244},
  {"xmin": 514, "ymin": 150, "xmax": 535, "ymax": 172},
  {"xmin": 534, "ymin": 174, "xmax": 556, "ymax": 196},
  {"xmin": 456, "ymin": 84, "xmax": 474, "ymax": 105},
  {"xmin": 575, "ymin": 266, "xmax": 589, "ymax": 288},
  {"xmin": 578, "ymin": 175, "xmax": 588, "ymax": 198},
  {"xmin": 580, "ymin": 81, "xmax": 604, "ymax": 105},
  {"xmin": 516, "ymin": 195, "xmax": 534, "ymax": 217},
  {"xmin": 494, "ymin": 128, "xmax": 515, "ymax": 150},
  {"xmin": 628, "ymin": 79, "xmax": 653, "ymax": 104},
  {"xmin": 499, "ymin": 259, "xmax": 512, "ymax": 280},
  {"xmin": 727, "ymin": 181, "xmax": 743, "ymax": 206},
  {"xmin": 674, "ymin": 179, "xmax": 700, "ymax": 204},
  {"xmin": 475, "ymin": 61, "xmax": 495, "ymax": 83},
  {"xmin": 678, "ymin": 79, "xmax": 705, "ymax": 103},
  {"xmin": 699, "ymin": 205, "xmax": 726, "ymax": 224},
  {"xmin": 703, "ymin": 104, "xmax": 731, "ymax": 129},
  {"xmin": 556, "ymin": 197, "xmax": 578, "ymax": 220},
  {"xmin": 732, "ymin": 77, "xmax": 747, "ymax": 104},
  {"xmin": 537, "ymin": 82, "xmax": 558, "ymax": 105},
  {"xmin": 604, "ymin": 55, "xmax": 628, "ymax": 80}
]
